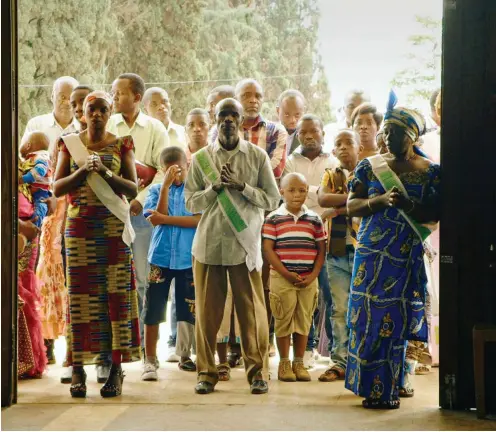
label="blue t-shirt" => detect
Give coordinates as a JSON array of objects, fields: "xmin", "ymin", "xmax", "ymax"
[{"xmin": 144, "ymin": 183, "xmax": 196, "ymax": 270}]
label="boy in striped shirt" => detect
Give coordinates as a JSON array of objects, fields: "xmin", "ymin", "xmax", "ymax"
[{"xmin": 262, "ymin": 173, "xmax": 326, "ymax": 382}]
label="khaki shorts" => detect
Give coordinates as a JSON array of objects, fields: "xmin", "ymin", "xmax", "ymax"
[{"xmin": 268, "ymin": 270, "xmax": 318, "ymax": 337}]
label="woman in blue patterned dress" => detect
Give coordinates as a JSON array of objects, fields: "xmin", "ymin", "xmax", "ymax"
[{"xmin": 345, "ymin": 91, "xmax": 441, "ymax": 409}]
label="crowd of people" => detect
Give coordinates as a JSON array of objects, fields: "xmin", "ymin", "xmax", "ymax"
[{"xmin": 17, "ymin": 72, "xmax": 441, "ymax": 409}]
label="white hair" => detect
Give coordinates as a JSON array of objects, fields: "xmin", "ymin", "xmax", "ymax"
[
  {"xmin": 143, "ymin": 87, "xmax": 169, "ymax": 106},
  {"xmin": 52, "ymin": 76, "xmax": 79, "ymax": 95},
  {"xmin": 235, "ymin": 78, "xmax": 263, "ymax": 97}
]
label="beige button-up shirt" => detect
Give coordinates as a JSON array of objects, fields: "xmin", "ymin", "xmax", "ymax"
[
  {"xmin": 283, "ymin": 146, "xmax": 338, "ymax": 216},
  {"xmin": 185, "ymin": 139, "xmax": 280, "ymax": 266},
  {"xmin": 22, "ymin": 112, "xmax": 80, "ymax": 155},
  {"xmin": 166, "ymin": 120, "xmax": 186, "ymax": 149},
  {"xmin": 107, "ymin": 111, "xmax": 169, "ymax": 205}
]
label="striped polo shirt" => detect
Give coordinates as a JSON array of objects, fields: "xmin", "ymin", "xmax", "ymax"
[{"xmin": 262, "ymin": 204, "xmax": 326, "ymax": 276}]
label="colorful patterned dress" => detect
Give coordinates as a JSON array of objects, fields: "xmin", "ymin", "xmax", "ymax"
[
  {"xmin": 37, "ymin": 197, "xmax": 67, "ymax": 341},
  {"xmin": 18, "ymin": 236, "xmax": 47, "ymax": 378},
  {"xmin": 345, "ymin": 158, "xmax": 441, "ymax": 402},
  {"xmin": 59, "ymin": 136, "xmax": 141, "ymax": 366}
]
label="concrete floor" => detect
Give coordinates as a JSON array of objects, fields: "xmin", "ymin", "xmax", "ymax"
[{"xmin": 3, "ymin": 359, "xmax": 495, "ymax": 431}]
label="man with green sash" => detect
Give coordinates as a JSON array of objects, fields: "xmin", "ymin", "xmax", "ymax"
[{"xmin": 185, "ymin": 98, "xmax": 280, "ymax": 395}]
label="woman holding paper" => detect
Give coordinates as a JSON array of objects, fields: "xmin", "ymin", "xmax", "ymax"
[
  {"xmin": 54, "ymin": 91, "xmax": 140, "ymax": 398},
  {"xmin": 345, "ymin": 90, "xmax": 441, "ymax": 410}
]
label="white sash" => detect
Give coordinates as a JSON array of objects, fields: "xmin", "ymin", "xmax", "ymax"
[{"xmin": 62, "ymin": 134, "xmax": 135, "ymax": 247}]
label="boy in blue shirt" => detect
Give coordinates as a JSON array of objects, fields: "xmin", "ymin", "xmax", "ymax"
[{"xmin": 141, "ymin": 146, "xmax": 200, "ymax": 381}]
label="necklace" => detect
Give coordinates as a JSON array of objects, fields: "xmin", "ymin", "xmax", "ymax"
[{"xmin": 85, "ymin": 132, "xmax": 108, "ymax": 149}]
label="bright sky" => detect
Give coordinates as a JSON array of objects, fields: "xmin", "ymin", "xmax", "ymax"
[{"xmin": 317, "ymin": 0, "xmax": 443, "ymax": 114}]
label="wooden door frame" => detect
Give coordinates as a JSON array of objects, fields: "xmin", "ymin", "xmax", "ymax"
[
  {"xmin": 439, "ymin": 0, "xmax": 496, "ymax": 410},
  {"xmin": 1, "ymin": 0, "xmax": 18, "ymax": 408}
]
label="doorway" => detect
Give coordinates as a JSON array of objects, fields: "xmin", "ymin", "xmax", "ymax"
[{"xmin": 3, "ymin": 0, "xmax": 496, "ymax": 419}]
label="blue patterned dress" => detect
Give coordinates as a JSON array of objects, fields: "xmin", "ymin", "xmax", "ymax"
[{"xmin": 345, "ymin": 158, "xmax": 441, "ymax": 402}]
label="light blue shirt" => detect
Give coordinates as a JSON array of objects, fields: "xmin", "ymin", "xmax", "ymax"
[{"xmin": 144, "ymin": 183, "xmax": 196, "ymax": 270}]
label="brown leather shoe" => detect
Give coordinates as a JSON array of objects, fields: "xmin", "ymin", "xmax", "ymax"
[{"xmin": 318, "ymin": 366, "xmax": 345, "ymax": 382}]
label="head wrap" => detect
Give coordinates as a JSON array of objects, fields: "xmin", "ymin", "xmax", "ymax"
[
  {"xmin": 383, "ymin": 89, "xmax": 426, "ymax": 143},
  {"xmin": 83, "ymin": 90, "xmax": 113, "ymax": 111}
]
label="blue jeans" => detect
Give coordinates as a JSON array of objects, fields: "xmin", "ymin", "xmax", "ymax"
[
  {"xmin": 169, "ymin": 284, "xmax": 177, "ymax": 346},
  {"xmin": 318, "ymin": 260, "xmax": 333, "ymax": 352},
  {"xmin": 326, "ymin": 246, "xmax": 354, "ymax": 370},
  {"xmin": 131, "ymin": 213, "xmax": 153, "ymax": 349},
  {"xmin": 306, "ymin": 264, "xmax": 332, "ymax": 351}
]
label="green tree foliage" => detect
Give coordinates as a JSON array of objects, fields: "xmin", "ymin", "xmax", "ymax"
[
  {"xmin": 18, "ymin": 0, "xmax": 331, "ymax": 132},
  {"xmin": 391, "ymin": 15, "xmax": 442, "ymax": 106},
  {"xmin": 18, "ymin": 0, "xmax": 122, "ymax": 132}
]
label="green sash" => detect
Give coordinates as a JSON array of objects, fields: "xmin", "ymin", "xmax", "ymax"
[
  {"xmin": 195, "ymin": 148, "xmax": 263, "ymax": 271},
  {"xmin": 368, "ymin": 154, "xmax": 438, "ymax": 260}
]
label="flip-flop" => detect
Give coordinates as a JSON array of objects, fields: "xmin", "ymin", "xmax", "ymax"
[
  {"xmin": 217, "ymin": 363, "xmax": 231, "ymax": 381},
  {"xmin": 362, "ymin": 398, "xmax": 400, "ymax": 409},
  {"xmin": 399, "ymin": 386, "xmax": 415, "ymax": 398},
  {"xmin": 318, "ymin": 367, "xmax": 345, "ymax": 382},
  {"xmin": 415, "ymin": 364, "xmax": 431, "ymax": 375},
  {"xmin": 178, "ymin": 359, "xmax": 197, "ymax": 372}
]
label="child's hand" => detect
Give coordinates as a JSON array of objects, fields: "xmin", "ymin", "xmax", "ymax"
[
  {"xmin": 164, "ymin": 165, "xmax": 181, "ymax": 188},
  {"xmin": 294, "ymin": 273, "xmax": 317, "ymax": 288},
  {"xmin": 146, "ymin": 210, "xmax": 166, "ymax": 227},
  {"xmin": 285, "ymin": 271, "xmax": 303, "ymax": 285},
  {"xmin": 321, "ymin": 208, "xmax": 338, "ymax": 222}
]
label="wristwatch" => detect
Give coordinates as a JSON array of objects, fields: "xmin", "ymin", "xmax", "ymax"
[{"xmin": 104, "ymin": 169, "xmax": 113, "ymax": 180}]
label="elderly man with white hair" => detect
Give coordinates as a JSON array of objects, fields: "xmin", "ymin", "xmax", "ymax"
[{"xmin": 22, "ymin": 76, "xmax": 80, "ymax": 154}]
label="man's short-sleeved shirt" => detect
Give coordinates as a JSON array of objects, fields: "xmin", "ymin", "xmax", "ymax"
[{"xmin": 262, "ymin": 204, "xmax": 326, "ymax": 276}]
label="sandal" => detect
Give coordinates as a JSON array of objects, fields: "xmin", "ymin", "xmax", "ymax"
[
  {"xmin": 362, "ymin": 398, "xmax": 400, "ymax": 409},
  {"xmin": 178, "ymin": 358, "xmax": 197, "ymax": 372},
  {"xmin": 227, "ymin": 352, "xmax": 243, "ymax": 368},
  {"xmin": 217, "ymin": 363, "xmax": 231, "ymax": 381},
  {"xmin": 399, "ymin": 385, "xmax": 415, "ymax": 398},
  {"xmin": 415, "ymin": 364, "xmax": 431, "ymax": 375},
  {"xmin": 100, "ymin": 366, "xmax": 125, "ymax": 398},
  {"xmin": 318, "ymin": 366, "xmax": 345, "ymax": 382},
  {"xmin": 70, "ymin": 368, "xmax": 87, "ymax": 398}
]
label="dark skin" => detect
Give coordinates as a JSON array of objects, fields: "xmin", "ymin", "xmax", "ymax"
[
  {"xmin": 18, "ymin": 218, "xmax": 40, "ymax": 240},
  {"xmin": 147, "ymin": 159, "xmax": 201, "ymax": 228},
  {"xmin": 186, "ymin": 113, "xmax": 210, "ymax": 154},
  {"xmin": 347, "ymin": 123, "xmax": 439, "ymax": 223},
  {"xmin": 318, "ymin": 130, "xmax": 361, "ymax": 221},
  {"xmin": 54, "ymin": 98, "xmax": 138, "ymax": 200},
  {"xmin": 19, "ymin": 132, "xmax": 58, "ymax": 216},
  {"xmin": 211, "ymin": 99, "xmax": 246, "ymax": 193},
  {"xmin": 52, "ymin": 80, "xmax": 77, "ymax": 130},
  {"xmin": 145, "ymin": 157, "xmax": 200, "ymax": 364},
  {"xmin": 297, "ymin": 118, "xmax": 324, "ymax": 161},
  {"xmin": 112, "ymin": 78, "xmax": 143, "ymax": 216},
  {"xmin": 263, "ymin": 174, "xmax": 325, "ymax": 360},
  {"xmin": 70, "ymin": 88, "xmax": 91, "ymax": 131},
  {"xmin": 54, "ymin": 97, "xmax": 137, "ymax": 390}
]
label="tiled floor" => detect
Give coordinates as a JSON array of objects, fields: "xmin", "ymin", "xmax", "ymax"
[{"xmin": 3, "ymin": 360, "xmax": 495, "ymax": 431}]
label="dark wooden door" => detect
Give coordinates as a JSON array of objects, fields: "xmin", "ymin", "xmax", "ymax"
[
  {"xmin": 1, "ymin": 0, "xmax": 18, "ymax": 408},
  {"xmin": 439, "ymin": 0, "xmax": 496, "ymax": 411}
]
